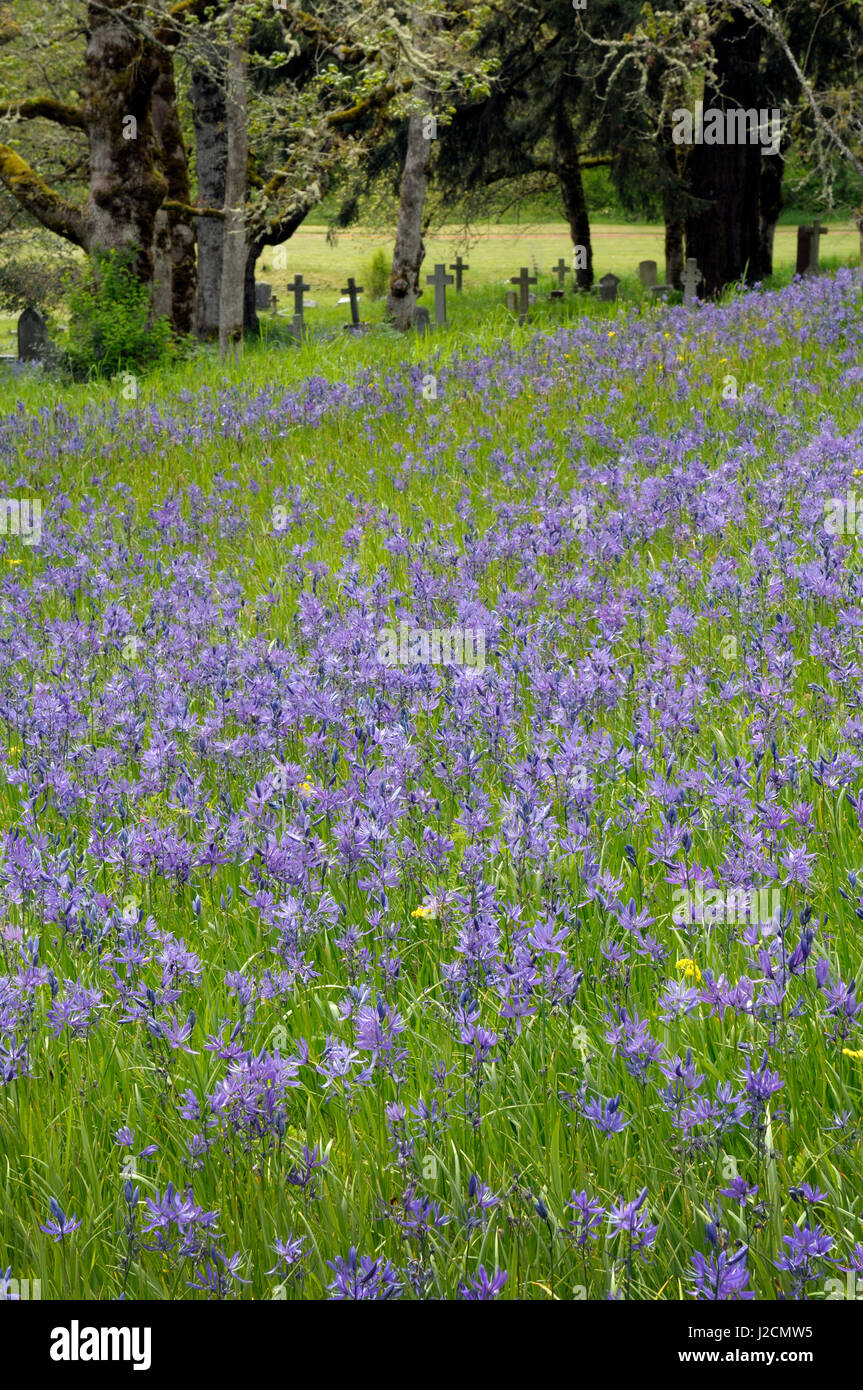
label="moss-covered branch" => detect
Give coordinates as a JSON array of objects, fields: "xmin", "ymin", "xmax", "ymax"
[
  {"xmin": 0, "ymin": 98, "xmax": 87, "ymax": 129},
  {"xmin": 0, "ymin": 143, "xmax": 87, "ymax": 246}
]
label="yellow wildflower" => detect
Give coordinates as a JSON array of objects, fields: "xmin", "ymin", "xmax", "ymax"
[
  {"xmin": 842, "ymin": 1048, "xmax": 863, "ymax": 1060},
  {"xmin": 675, "ymin": 957, "xmax": 702, "ymax": 983}
]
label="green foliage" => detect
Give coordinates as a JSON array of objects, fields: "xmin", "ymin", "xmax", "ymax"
[
  {"xmin": 363, "ymin": 247, "xmax": 391, "ymax": 299},
  {"xmin": 0, "ymin": 231, "xmax": 80, "ymax": 315},
  {"xmin": 62, "ymin": 247, "xmax": 173, "ymax": 380}
]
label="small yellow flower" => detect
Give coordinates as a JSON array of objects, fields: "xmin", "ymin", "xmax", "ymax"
[
  {"xmin": 842, "ymin": 1048, "xmax": 863, "ymax": 1060},
  {"xmin": 608, "ymin": 331, "xmax": 616, "ymax": 338},
  {"xmin": 411, "ymin": 902, "xmax": 438, "ymax": 921},
  {"xmin": 6, "ymin": 558, "xmax": 21, "ymax": 566},
  {"xmin": 297, "ymin": 779, "xmax": 316, "ymax": 800},
  {"xmin": 675, "ymin": 957, "xmax": 702, "ymax": 983}
]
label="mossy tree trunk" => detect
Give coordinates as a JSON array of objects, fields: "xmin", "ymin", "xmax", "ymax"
[
  {"xmin": 553, "ymin": 95, "xmax": 593, "ymax": 291},
  {"xmin": 387, "ymin": 109, "xmax": 432, "ymax": 331},
  {"xmin": 219, "ymin": 20, "xmax": 248, "ymax": 361},
  {"xmin": 84, "ymin": 0, "xmax": 166, "ymax": 286},
  {"xmin": 151, "ymin": 41, "xmax": 196, "ymax": 334},
  {"xmin": 191, "ymin": 65, "xmax": 227, "ymax": 340}
]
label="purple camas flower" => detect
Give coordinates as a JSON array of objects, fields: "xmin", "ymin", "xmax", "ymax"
[
  {"xmin": 40, "ymin": 1197, "xmax": 82, "ymax": 1241},
  {"xmin": 606, "ymin": 1188, "xmax": 657, "ymax": 1258},
  {"xmin": 566, "ymin": 1190, "xmax": 605, "ymax": 1247},
  {"xmin": 689, "ymin": 1244, "xmax": 754, "ymax": 1300},
  {"xmin": 458, "ymin": 1266, "xmax": 508, "ymax": 1300},
  {"xmin": 327, "ymin": 1247, "xmax": 401, "ymax": 1300},
  {"xmin": 775, "ymin": 1219, "xmax": 836, "ymax": 1297}
]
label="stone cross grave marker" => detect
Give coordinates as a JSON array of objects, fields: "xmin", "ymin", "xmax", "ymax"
[
  {"xmin": 511, "ymin": 266, "xmax": 537, "ymax": 324},
  {"xmin": 255, "ymin": 281, "xmax": 272, "ymax": 310},
  {"xmin": 682, "ymin": 258, "xmax": 702, "ymax": 305},
  {"xmin": 18, "ymin": 307, "xmax": 50, "ymax": 362},
  {"xmin": 549, "ymin": 257, "xmax": 567, "ymax": 299},
  {"xmin": 290, "ymin": 273, "xmax": 311, "ymax": 337},
  {"xmin": 449, "ymin": 255, "xmax": 469, "ymax": 292},
  {"xmin": 597, "ymin": 273, "xmax": 620, "ymax": 302},
  {"xmin": 340, "ymin": 276, "xmax": 364, "ymax": 329},
  {"xmin": 426, "ymin": 263, "xmax": 454, "ymax": 326},
  {"xmin": 412, "ymin": 304, "xmax": 431, "ymax": 338},
  {"xmin": 796, "ymin": 220, "xmax": 829, "ymax": 276}
]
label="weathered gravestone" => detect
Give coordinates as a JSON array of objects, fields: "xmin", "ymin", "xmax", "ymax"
[
  {"xmin": 796, "ymin": 220, "xmax": 829, "ymax": 277},
  {"xmin": 549, "ymin": 257, "xmax": 568, "ymax": 299},
  {"xmin": 449, "ymin": 255, "xmax": 469, "ymax": 292},
  {"xmin": 682, "ymin": 258, "xmax": 702, "ymax": 306},
  {"xmin": 289, "ymin": 273, "xmax": 311, "ymax": 339},
  {"xmin": 412, "ymin": 304, "xmax": 431, "ymax": 338},
  {"xmin": 597, "ymin": 273, "xmax": 620, "ymax": 302},
  {"xmin": 18, "ymin": 307, "xmax": 50, "ymax": 363},
  {"xmin": 505, "ymin": 289, "xmax": 519, "ymax": 314},
  {"xmin": 426, "ymin": 263, "xmax": 454, "ymax": 326},
  {"xmin": 510, "ymin": 266, "xmax": 537, "ymax": 324},
  {"xmin": 340, "ymin": 277, "xmax": 366, "ymax": 332},
  {"xmin": 639, "ymin": 259, "xmax": 672, "ymax": 300},
  {"xmin": 255, "ymin": 282, "xmax": 272, "ymax": 310}
]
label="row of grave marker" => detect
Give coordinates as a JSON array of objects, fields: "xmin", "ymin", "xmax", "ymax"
[{"xmin": 1, "ymin": 225, "xmax": 832, "ymax": 362}]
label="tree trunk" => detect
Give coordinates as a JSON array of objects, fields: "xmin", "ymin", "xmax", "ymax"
[
  {"xmin": 387, "ymin": 110, "xmax": 432, "ymax": 330},
  {"xmin": 664, "ymin": 203, "xmax": 685, "ymax": 288},
  {"xmin": 684, "ymin": 10, "xmax": 764, "ymax": 296},
  {"xmin": 151, "ymin": 43, "xmax": 196, "ymax": 335},
  {"xmin": 219, "ymin": 21, "xmax": 248, "ymax": 361},
  {"xmin": 244, "ymin": 242, "xmax": 261, "ymax": 337},
  {"xmin": 152, "ymin": 207, "xmax": 173, "ymax": 320},
  {"xmin": 191, "ymin": 65, "xmax": 228, "ymax": 340},
  {"xmin": 553, "ymin": 96, "xmax": 593, "ymax": 290},
  {"xmin": 758, "ymin": 150, "xmax": 784, "ymax": 278},
  {"xmin": 84, "ymin": 1, "xmax": 166, "ymax": 284}
]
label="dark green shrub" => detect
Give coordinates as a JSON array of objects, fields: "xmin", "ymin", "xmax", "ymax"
[{"xmin": 63, "ymin": 247, "xmax": 172, "ymax": 379}]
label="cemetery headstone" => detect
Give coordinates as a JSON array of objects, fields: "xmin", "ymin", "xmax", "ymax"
[
  {"xmin": 549, "ymin": 257, "xmax": 567, "ymax": 298},
  {"xmin": 505, "ymin": 289, "xmax": 519, "ymax": 314},
  {"xmin": 638, "ymin": 260, "xmax": 658, "ymax": 289},
  {"xmin": 682, "ymin": 258, "xmax": 702, "ymax": 305},
  {"xmin": 290, "ymin": 273, "xmax": 310, "ymax": 317},
  {"xmin": 597, "ymin": 273, "xmax": 620, "ymax": 302},
  {"xmin": 18, "ymin": 307, "xmax": 50, "ymax": 363},
  {"xmin": 412, "ymin": 304, "xmax": 431, "ymax": 338},
  {"xmin": 510, "ymin": 266, "xmax": 537, "ymax": 324},
  {"xmin": 340, "ymin": 276, "xmax": 365, "ymax": 330},
  {"xmin": 426, "ymin": 263, "xmax": 454, "ymax": 326},
  {"xmin": 255, "ymin": 281, "xmax": 272, "ymax": 310},
  {"xmin": 810, "ymin": 219, "xmax": 828, "ymax": 272},
  {"xmin": 796, "ymin": 220, "xmax": 829, "ymax": 276},
  {"xmin": 449, "ymin": 255, "xmax": 469, "ymax": 292}
]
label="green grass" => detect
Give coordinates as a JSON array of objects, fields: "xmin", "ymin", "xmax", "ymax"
[{"xmin": 0, "ymin": 255, "xmax": 862, "ymax": 1302}]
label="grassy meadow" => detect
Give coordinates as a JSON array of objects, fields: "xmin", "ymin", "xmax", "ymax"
[{"xmin": 1, "ymin": 248, "xmax": 863, "ymax": 1301}]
